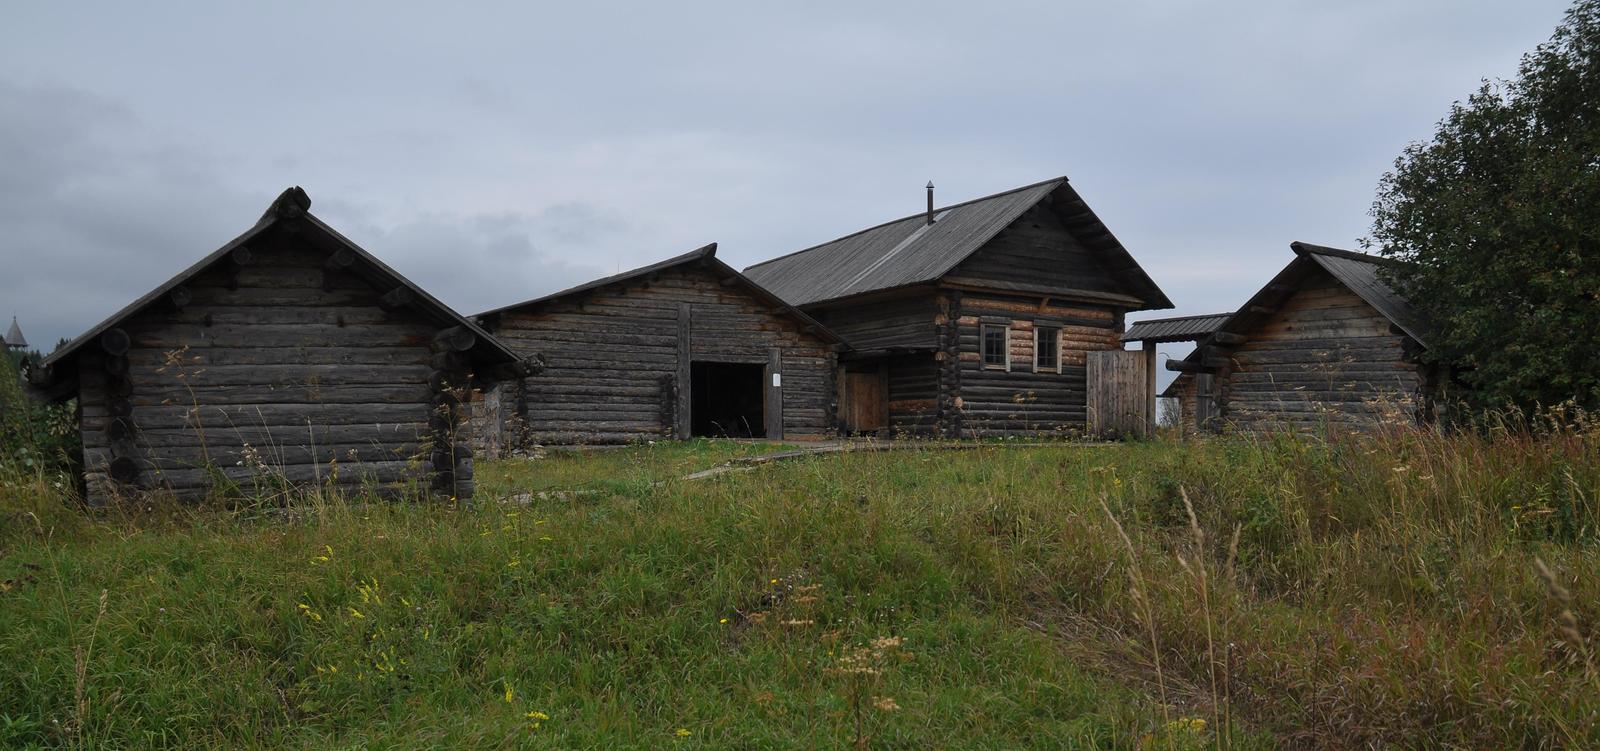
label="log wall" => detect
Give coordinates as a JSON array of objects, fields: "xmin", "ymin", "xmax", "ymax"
[
  {"xmin": 1220, "ymin": 269, "xmax": 1426, "ymax": 431},
  {"xmin": 486, "ymin": 264, "xmax": 837, "ymax": 445},
  {"xmin": 951, "ymin": 292, "xmax": 1121, "ymax": 437},
  {"xmin": 77, "ymin": 242, "xmax": 464, "ymax": 505}
]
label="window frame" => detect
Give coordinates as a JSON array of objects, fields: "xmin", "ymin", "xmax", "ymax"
[
  {"xmin": 981, "ymin": 324, "xmax": 1010, "ymax": 371},
  {"xmin": 1034, "ymin": 326, "xmax": 1061, "ymax": 374}
]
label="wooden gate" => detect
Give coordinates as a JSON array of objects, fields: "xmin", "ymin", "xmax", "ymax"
[{"xmin": 1087, "ymin": 350, "xmax": 1152, "ymax": 438}]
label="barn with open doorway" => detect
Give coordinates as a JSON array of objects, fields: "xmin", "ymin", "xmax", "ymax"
[{"xmin": 473, "ymin": 244, "xmax": 844, "ymax": 446}]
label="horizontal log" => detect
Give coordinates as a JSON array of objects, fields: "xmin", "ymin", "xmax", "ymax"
[
  {"xmin": 123, "ymin": 324, "xmax": 433, "ymax": 350},
  {"xmin": 126, "ymin": 384, "xmax": 433, "ymax": 407},
  {"xmin": 126, "ymin": 346, "xmax": 431, "ymax": 368},
  {"xmin": 105, "ymin": 423, "xmax": 429, "ymax": 449},
  {"xmin": 116, "ymin": 364, "xmax": 431, "ymax": 388},
  {"xmin": 83, "ymin": 403, "xmax": 428, "ymax": 429}
]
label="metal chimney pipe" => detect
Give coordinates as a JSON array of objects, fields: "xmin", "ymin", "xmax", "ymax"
[{"xmin": 926, "ymin": 182, "xmax": 935, "ymax": 225}]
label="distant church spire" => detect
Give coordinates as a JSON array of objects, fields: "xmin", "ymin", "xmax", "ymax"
[{"xmin": 4, "ymin": 316, "xmax": 27, "ymax": 350}]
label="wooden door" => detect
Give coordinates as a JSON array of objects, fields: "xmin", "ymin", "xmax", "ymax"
[
  {"xmin": 840, "ymin": 370, "xmax": 888, "ymax": 433},
  {"xmin": 1087, "ymin": 350, "xmax": 1151, "ymax": 438}
]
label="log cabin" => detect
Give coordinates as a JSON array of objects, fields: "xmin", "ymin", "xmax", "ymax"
[
  {"xmin": 1120, "ymin": 312, "xmax": 1231, "ymax": 432},
  {"xmin": 28, "ymin": 187, "xmax": 530, "ymax": 505},
  {"xmin": 1165, "ymin": 242, "xmax": 1438, "ymax": 431},
  {"xmin": 743, "ymin": 177, "xmax": 1172, "ymax": 437},
  {"xmin": 473, "ymin": 243, "xmax": 843, "ymax": 446}
]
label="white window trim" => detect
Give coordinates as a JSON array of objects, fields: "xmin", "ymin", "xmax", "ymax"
[
  {"xmin": 1034, "ymin": 326, "xmax": 1061, "ymax": 374},
  {"xmin": 982, "ymin": 324, "xmax": 1010, "ymax": 371}
]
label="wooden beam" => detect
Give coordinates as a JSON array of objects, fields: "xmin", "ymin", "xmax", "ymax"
[
  {"xmin": 1166, "ymin": 359, "xmax": 1219, "ymax": 374},
  {"xmin": 1211, "ymin": 332, "xmax": 1247, "ymax": 345},
  {"xmin": 1249, "ymin": 305, "xmax": 1275, "ymax": 315},
  {"xmin": 765, "ymin": 347, "xmax": 784, "ymax": 439},
  {"xmin": 1143, "ymin": 340, "xmax": 1157, "ymax": 438},
  {"xmin": 675, "ymin": 303, "xmax": 691, "ymax": 439}
]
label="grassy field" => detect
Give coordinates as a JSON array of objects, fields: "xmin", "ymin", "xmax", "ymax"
[{"xmin": 2, "ymin": 426, "xmax": 1597, "ymax": 749}]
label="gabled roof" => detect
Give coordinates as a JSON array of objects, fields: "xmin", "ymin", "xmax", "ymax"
[
  {"xmin": 40, "ymin": 187, "xmax": 519, "ymax": 384},
  {"xmin": 1123, "ymin": 312, "xmax": 1232, "ymax": 344},
  {"xmin": 1167, "ymin": 242, "xmax": 1429, "ymax": 378},
  {"xmin": 474, "ymin": 243, "xmax": 844, "ymax": 345},
  {"xmin": 743, "ymin": 177, "xmax": 1172, "ymax": 310},
  {"xmin": 1290, "ymin": 242, "xmax": 1428, "ymax": 345},
  {"xmin": 4, "ymin": 317, "xmax": 25, "ymax": 348}
]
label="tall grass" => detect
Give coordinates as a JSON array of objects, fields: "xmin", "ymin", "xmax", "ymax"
[{"xmin": 1, "ymin": 422, "xmax": 1596, "ymax": 748}]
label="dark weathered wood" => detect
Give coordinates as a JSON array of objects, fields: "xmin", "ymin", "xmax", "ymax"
[
  {"xmin": 431, "ymin": 326, "xmax": 477, "ymax": 353},
  {"xmin": 108, "ymin": 456, "xmax": 140, "ymax": 483},
  {"xmin": 675, "ymin": 302, "xmax": 692, "ymax": 439},
  {"xmin": 765, "ymin": 347, "xmax": 784, "ymax": 439},
  {"xmin": 101, "ymin": 328, "xmax": 131, "ymax": 357},
  {"xmin": 379, "ymin": 286, "xmax": 415, "ymax": 311}
]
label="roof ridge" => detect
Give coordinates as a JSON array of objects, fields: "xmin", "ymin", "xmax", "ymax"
[
  {"xmin": 1128, "ymin": 311, "xmax": 1233, "ymax": 324},
  {"xmin": 474, "ymin": 242, "xmax": 718, "ymax": 318},
  {"xmin": 744, "ymin": 176, "xmax": 1068, "ymax": 271},
  {"xmin": 1290, "ymin": 241, "xmax": 1401, "ymax": 266}
]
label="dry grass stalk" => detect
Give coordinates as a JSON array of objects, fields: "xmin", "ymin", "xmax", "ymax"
[{"xmin": 1098, "ymin": 494, "xmax": 1173, "ymax": 746}]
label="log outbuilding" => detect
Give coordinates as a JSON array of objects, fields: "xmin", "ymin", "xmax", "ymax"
[
  {"xmin": 30, "ymin": 188, "xmax": 529, "ymax": 504},
  {"xmin": 473, "ymin": 244, "xmax": 843, "ymax": 446},
  {"xmin": 1165, "ymin": 242, "xmax": 1438, "ymax": 431}
]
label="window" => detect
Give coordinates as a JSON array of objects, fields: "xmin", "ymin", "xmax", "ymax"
[
  {"xmin": 1035, "ymin": 326, "xmax": 1060, "ymax": 373},
  {"xmin": 981, "ymin": 324, "xmax": 1009, "ymax": 369}
]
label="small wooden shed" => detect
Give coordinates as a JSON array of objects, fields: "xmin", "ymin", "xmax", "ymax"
[
  {"xmin": 30, "ymin": 188, "xmax": 528, "ymax": 504},
  {"xmin": 473, "ymin": 244, "xmax": 843, "ymax": 446},
  {"xmin": 1166, "ymin": 242, "xmax": 1438, "ymax": 431}
]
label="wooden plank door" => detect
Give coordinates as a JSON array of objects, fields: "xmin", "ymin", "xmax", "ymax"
[
  {"xmin": 840, "ymin": 369, "xmax": 888, "ymax": 433},
  {"xmin": 1087, "ymin": 350, "xmax": 1151, "ymax": 438}
]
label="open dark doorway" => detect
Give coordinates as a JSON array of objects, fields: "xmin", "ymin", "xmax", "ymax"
[{"xmin": 690, "ymin": 361, "xmax": 766, "ymax": 438}]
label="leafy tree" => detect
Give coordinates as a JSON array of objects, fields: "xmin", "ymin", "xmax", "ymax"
[{"xmin": 1370, "ymin": 0, "xmax": 1600, "ymax": 412}]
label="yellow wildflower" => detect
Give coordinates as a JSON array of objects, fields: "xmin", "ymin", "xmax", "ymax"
[
  {"xmin": 675, "ymin": 728, "xmax": 692, "ymax": 737},
  {"xmin": 503, "ymin": 682, "xmax": 515, "ymax": 704},
  {"xmin": 348, "ymin": 607, "xmax": 365, "ymax": 619},
  {"xmin": 527, "ymin": 710, "xmax": 550, "ymax": 721}
]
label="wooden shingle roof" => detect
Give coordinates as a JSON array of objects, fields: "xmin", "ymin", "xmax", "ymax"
[{"xmin": 743, "ymin": 177, "xmax": 1171, "ymax": 310}]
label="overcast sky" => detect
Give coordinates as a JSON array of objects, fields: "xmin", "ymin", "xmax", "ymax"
[{"xmin": 0, "ymin": 1, "xmax": 1573, "ymax": 382}]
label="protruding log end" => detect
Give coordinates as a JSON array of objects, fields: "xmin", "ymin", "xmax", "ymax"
[
  {"xmin": 100, "ymin": 328, "xmax": 131, "ymax": 357},
  {"xmin": 431, "ymin": 326, "xmax": 477, "ymax": 353},
  {"xmin": 168, "ymin": 285, "xmax": 193, "ymax": 311},
  {"xmin": 273, "ymin": 186, "xmax": 312, "ymax": 219},
  {"xmin": 108, "ymin": 457, "xmax": 141, "ymax": 484},
  {"xmin": 103, "ymin": 355, "xmax": 129, "ymax": 377},
  {"xmin": 325, "ymin": 247, "xmax": 356, "ymax": 271},
  {"xmin": 230, "ymin": 246, "xmax": 254, "ymax": 266},
  {"xmin": 106, "ymin": 417, "xmax": 136, "ymax": 442},
  {"xmin": 379, "ymin": 287, "xmax": 415, "ymax": 311}
]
